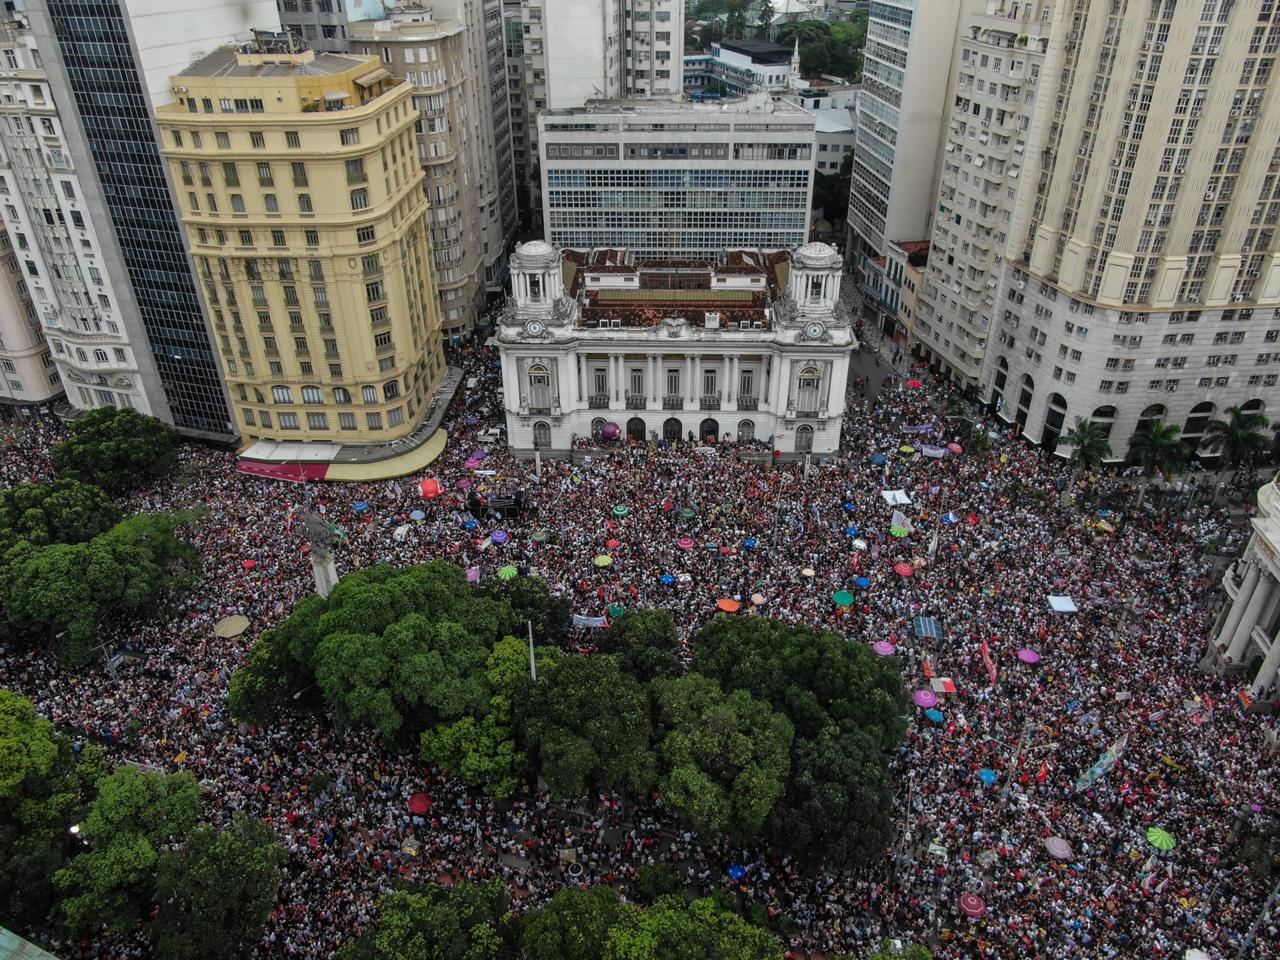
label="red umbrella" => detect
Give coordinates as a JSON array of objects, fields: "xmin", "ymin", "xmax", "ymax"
[
  {"xmin": 241, "ymin": 559, "xmax": 257, "ymax": 570},
  {"xmin": 894, "ymin": 561, "xmax": 914, "ymax": 577},
  {"xmin": 420, "ymin": 478, "xmax": 441, "ymax": 499},
  {"xmin": 958, "ymin": 892, "xmax": 986, "ymax": 918},
  {"xmin": 605, "ymin": 539, "xmax": 621, "ymax": 549},
  {"xmin": 408, "ymin": 792, "xmax": 432, "ymax": 815},
  {"xmin": 907, "ymin": 379, "xmax": 923, "ymax": 388}
]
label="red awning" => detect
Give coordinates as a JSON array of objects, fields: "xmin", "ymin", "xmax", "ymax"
[{"xmin": 237, "ymin": 459, "xmax": 330, "ymax": 482}]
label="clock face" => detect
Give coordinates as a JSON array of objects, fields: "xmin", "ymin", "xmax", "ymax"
[
  {"xmin": 526, "ymin": 320, "xmax": 545, "ymax": 336},
  {"xmin": 804, "ymin": 322, "xmax": 825, "ymax": 339}
]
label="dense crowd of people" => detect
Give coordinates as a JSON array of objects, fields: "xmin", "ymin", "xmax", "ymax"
[{"xmin": 2, "ymin": 325, "xmax": 1278, "ymax": 960}]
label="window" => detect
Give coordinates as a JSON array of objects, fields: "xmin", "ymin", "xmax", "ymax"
[
  {"xmin": 305, "ymin": 230, "xmax": 319, "ymax": 246},
  {"xmin": 333, "ymin": 387, "xmax": 352, "ymax": 404},
  {"xmin": 366, "ymin": 412, "xmax": 383, "ymax": 430},
  {"xmin": 362, "ymin": 385, "xmax": 378, "ymax": 404},
  {"xmin": 797, "ymin": 367, "xmax": 821, "ymax": 412},
  {"xmin": 306, "ymin": 412, "xmax": 328, "ymax": 430},
  {"xmin": 356, "ymin": 225, "xmax": 376, "ymax": 245},
  {"xmin": 302, "ymin": 385, "xmax": 322, "ymax": 404},
  {"xmin": 340, "ymin": 127, "xmax": 360, "ymax": 145},
  {"xmin": 250, "ymin": 131, "xmax": 265, "ymax": 148},
  {"xmin": 527, "ymin": 364, "xmax": 551, "ymax": 408},
  {"xmin": 339, "ymin": 412, "xmax": 357, "ymax": 430},
  {"xmin": 272, "ymin": 385, "xmax": 293, "ymax": 403},
  {"xmin": 286, "ymin": 130, "xmax": 301, "ymax": 149},
  {"xmin": 388, "ymin": 407, "xmax": 404, "ymax": 427},
  {"xmin": 350, "ymin": 189, "xmax": 368, "ymax": 211},
  {"xmin": 279, "ymin": 412, "xmax": 299, "ymax": 429}
]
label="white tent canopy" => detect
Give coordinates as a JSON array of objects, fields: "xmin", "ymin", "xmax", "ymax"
[
  {"xmin": 1048, "ymin": 594, "xmax": 1079, "ymax": 614},
  {"xmin": 882, "ymin": 489, "xmax": 912, "ymax": 506}
]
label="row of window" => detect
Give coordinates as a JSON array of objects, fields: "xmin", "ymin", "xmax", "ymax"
[
  {"xmin": 193, "ymin": 224, "xmax": 378, "ymax": 248},
  {"xmin": 243, "ymin": 407, "xmax": 405, "ymax": 430},
  {"xmin": 268, "ymin": 383, "xmax": 400, "ymax": 405},
  {"xmin": 170, "ymin": 126, "xmax": 360, "ymax": 152}
]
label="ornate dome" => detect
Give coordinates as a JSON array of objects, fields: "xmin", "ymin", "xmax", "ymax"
[
  {"xmin": 791, "ymin": 241, "xmax": 842, "ymax": 270},
  {"xmin": 511, "ymin": 239, "xmax": 560, "ymax": 269}
]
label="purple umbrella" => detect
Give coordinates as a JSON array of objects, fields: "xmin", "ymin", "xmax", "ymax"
[
  {"xmin": 872, "ymin": 640, "xmax": 895, "ymax": 656},
  {"xmin": 913, "ymin": 689, "xmax": 938, "ymax": 708},
  {"xmin": 491, "ymin": 530, "xmax": 509, "ymax": 544},
  {"xmin": 457, "ymin": 478, "xmax": 473, "ymax": 489},
  {"xmin": 470, "ymin": 450, "xmax": 487, "ymax": 460},
  {"xmin": 1016, "ymin": 648, "xmax": 1041, "ymax": 664}
]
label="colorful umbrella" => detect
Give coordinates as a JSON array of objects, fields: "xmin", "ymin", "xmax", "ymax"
[
  {"xmin": 924, "ymin": 708, "xmax": 944, "ymax": 722},
  {"xmin": 843, "ymin": 501, "xmax": 856, "ymax": 511},
  {"xmin": 408, "ymin": 792, "xmax": 432, "ymax": 815},
  {"xmin": 913, "ymin": 689, "xmax": 938, "ymax": 708},
  {"xmin": 470, "ymin": 450, "xmax": 487, "ymax": 460},
  {"xmin": 409, "ymin": 509, "xmax": 426, "ymax": 521},
  {"xmin": 464, "ymin": 519, "xmax": 478, "ymax": 529},
  {"xmin": 605, "ymin": 539, "xmax": 621, "ymax": 549},
  {"xmin": 241, "ymin": 559, "xmax": 257, "ymax": 570},
  {"xmin": 497, "ymin": 565, "xmax": 518, "ymax": 580},
  {"xmin": 958, "ymin": 893, "xmax": 986, "ymax": 918},
  {"xmin": 1146, "ymin": 827, "xmax": 1176, "ymax": 851},
  {"xmin": 855, "ymin": 576, "xmax": 872, "ymax": 588},
  {"xmin": 907, "ymin": 379, "xmax": 923, "ymax": 388},
  {"xmin": 593, "ymin": 554, "xmax": 613, "ymax": 567},
  {"xmin": 612, "ymin": 505, "xmax": 630, "ymax": 516},
  {"xmin": 726, "ymin": 864, "xmax": 747, "ymax": 880},
  {"xmin": 894, "ymin": 562, "xmax": 914, "ymax": 577},
  {"xmin": 978, "ymin": 768, "xmax": 998, "ymax": 786},
  {"xmin": 947, "ymin": 443, "xmax": 964, "ymax": 454},
  {"xmin": 1016, "ymin": 648, "xmax": 1041, "ymax": 664},
  {"xmin": 846, "ymin": 525, "xmax": 859, "ymax": 536},
  {"xmin": 750, "ymin": 593, "xmax": 766, "ymax": 606},
  {"xmin": 891, "ymin": 525, "xmax": 910, "ymax": 538},
  {"xmin": 1044, "ymin": 837, "xmax": 1072, "ymax": 860},
  {"xmin": 898, "ymin": 444, "xmax": 915, "ymax": 454},
  {"xmin": 491, "ymin": 530, "xmax": 509, "ymax": 544},
  {"xmin": 600, "ymin": 421, "xmax": 620, "ymax": 439},
  {"xmin": 832, "ymin": 590, "xmax": 855, "ymax": 606},
  {"xmin": 872, "ymin": 640, "xmax": 895, "ymax": 656},
  {"xmin": 457, "ymin": 478, "xmax": 473, "ymax": 489},
  {"xmin": 870, "ymin": 453, "xmax": 887, "ymax": 464},
  {"xmin": 531, "ymin": 529, "xmax": 549, "ymax": 542},
  {"xmin": 464, "ymin": 459, "xmax": 480, "ymax": 469},
  {"xmin": 660, "ymin": 573, "xmax": 675, "ymax": 585},
  {"xmin": 853, "ymin": 538, "xmax": 868, "ymax": 550},
  {"xmin": 679, "ymin": 507, "xmax": 696, "ymax": 519},
  {"xmin": 353, "ymin": 501, "xmax": 369, "ymax": 512},
  {"xmin": 717, "ymin": 598, "xmax": 741, "ymax": 612},
  {"xmin": 609, "ymin": 603, "xmax": 624, "ymax": 617},
  {"xmin": 419, "ymin": 478, "xmax": 441, "ymax": 499},
  {"xmin": 677, "ymin": 537, "xmax": 695, "ymax": 550}
]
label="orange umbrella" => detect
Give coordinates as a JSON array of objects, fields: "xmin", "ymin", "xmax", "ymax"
[{"xmin": 716, "ymin": 598, "xmax": 741, "ymax": 613}]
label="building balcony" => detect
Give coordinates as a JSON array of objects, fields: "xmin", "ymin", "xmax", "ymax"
[
  {"xmin": 700, "ymin": 394, "xmax": 721, "ymax": 411},
  {"xmin": 663, "ymin": 395, "xmax": 684, "ymax": 410},
  {"xmin": 738, "ymin": 396, "xmax": 758, "ymax": 411},
  {"xmin": 625, "ymin": 394, "xmax": 646, "ymax": 409},
  {"xmin": 375, "ymin": 341, "xmax": 396, "ymax": 356},
  {"xmin": 588, "ymin": 393, "xmax": 609, "ymax": 409}
]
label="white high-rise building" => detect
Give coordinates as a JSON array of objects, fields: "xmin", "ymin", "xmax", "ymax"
[
  {"xmin": 846, "ymin": 0, "xmax": 966, "ymax": 262},
  {"xmin": 539, "ymin": 96, "xmax": 815, "ymax": 261},
  {"xmin": 916, "ymin": 0, "xmax": 1280, "ymax": 460}
]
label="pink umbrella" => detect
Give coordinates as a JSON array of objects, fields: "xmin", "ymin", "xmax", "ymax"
[
  {"xmin": 677, "ymin": 536, "xmax": 695, "ymax": 550},
  {"xmin": 1017, "ymin": 648, "xmax": 1041, "ymax": 664},
  {"xmin": 894, "ymin": 561, "xmax": 915, "ymax": 577},
  {"xmin": 947, "ymin": 443, "xmax": 964, "ymax": 454},
  {"xmin": 1044, "ymin": 836, "xmax": 1072, "ymax": 859},
  {"xmin": 457, "ymin": 478, "xmax": 473, "ymax": 489},
  {"xmin": 872, "ymin": 640, "xmax": 895, "ymax": 656},
  {"xmin": 913, "ymin": 689, "xmax": 938, "ymax": 708},
  {"xmin": 958, "ymin": 892, "xmax": 986, "ymax": 918}
]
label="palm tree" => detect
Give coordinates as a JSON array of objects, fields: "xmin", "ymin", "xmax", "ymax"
[
  {"xmin": 1129, "ymin": 419, "xmax": 1187, "ymax": 508},
  {"xmin": 1205, "ymin": 405, "xmax": 1271, "ymax": 490},
  {"xmin": 1059, "ymin": 417, "xmax": 1113, "ymax": 506}
]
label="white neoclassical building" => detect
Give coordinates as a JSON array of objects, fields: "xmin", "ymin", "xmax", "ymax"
[
  {"xmin": 1209, "ymin": 479, "xmax": 1280, "ymax": 702},
  {"xmin": 495, "ymin": 240, "xmax": 856, "ymax": 456}
]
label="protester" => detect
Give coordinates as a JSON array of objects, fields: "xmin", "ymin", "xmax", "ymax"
[{"xmin": 1, "ymin": 327, "xmax": 1276, "ymax": 960}]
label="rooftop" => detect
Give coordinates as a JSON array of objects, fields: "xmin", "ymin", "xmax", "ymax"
[
  {"xmin": 179, "ymin": 41, "xmax": 374, "ymax": 79},
  {"xmin": 542, "ymin": 93, "xmax": 810, "ymax": 118},
  {"xmin": 718, "ymin": 39, "xmax": 794, "ymax": 64}
]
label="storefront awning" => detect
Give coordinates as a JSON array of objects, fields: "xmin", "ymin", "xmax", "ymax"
[{"xmin": 355, "ymin": 68, "xmax": 391, "ymax": 87}]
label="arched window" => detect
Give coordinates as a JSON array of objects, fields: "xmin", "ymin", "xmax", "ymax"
[
  {"xmin": 532, "ymin": 421, "xmax": 551, "ymax": 449},
  {"xmin": 302, "ymin": 385, "xmax": 323, "ymax": 404},
  {"xmin": 1090, "ymin": 405, "xmax": 1117, "ymax": 438},
  {"xmin": 527, "ymin": 363, "xmax": 551, "ymax": 410},
  {"xmin": 797, "ymin": 366, "xmax": 821, "ymax": 413},
  {"xmin": 795, "ymin": 424, "xmax": 814, "ymax": 452},
  {"xmin": 1015, "ymin": 374, "xmax": 1035, "ymax": 427},
  {"xmin": 737, "ymin": 419, "xmax": 755, "ymax": 442},
  {"xmin": 663, "ymin": 417, "xmax": 682, "ymax": 442},
  {"xmin": 362, "ymin": 385, "xmax": 378, "ymax": 404},
  {"xmin": 93, "ymin": 349, "xmax": 108, "ymax": 363},
  {"xmin": 76, "ymin": 348, "xmax": 87, "ymax": 362},
  {"xmin": 591, "ymin": 417, "xmax": 606, "ymax": 439},
  {"xmin": 1183, "ymin": 401, "xmax": 1216, "ymax": 452},
  {"xmin": 626, "ymin": 417, "xmax": 646, "ymax": 441},
  {"xmin": 383, "ymin": 379, "xmax": 400, "ymax": 400},
  {"xmin": 1042, "ymin": 393, "xmax": 1068, "ymax": 449},
  {"xmin": 271, "ymin": 385, "xmax": 293, "ymax": 404},
  {"xmin": 333, "ymin": 387, "xmax": 352, "ymax": 404},
  {"xmin": 1135, "ymin": 403, "xmax": 1166, "ymax": 435},
  {"xmin": 1242, "ymin": 398, "xmax": 1266, "ymax": 417}
]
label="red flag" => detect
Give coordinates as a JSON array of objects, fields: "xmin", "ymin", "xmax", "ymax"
[
  {"xmin": 1037, "ymin": 760, "xmax": 1048, "ymax": 782},
  {"xmin": 980, "ymin": 638, "xmax": 998, "ymax": 684}
]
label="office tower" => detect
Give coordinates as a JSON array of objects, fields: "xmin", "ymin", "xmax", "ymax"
[
  {"xmin": 480, "ymin": 0, "xmax": 518, "ymax": 251},
  {"xmin": 352, "ymin": 2, "xmax": 517, "ymax": 340},
  {"xmin": 846, "ymin": 0, "xmax": 964, "ymax": 262},
  {"xmin": 24, "ymin": 0, "xmax": 282, "ymax": 439},
  {"xmin": 274, "ymin": 0, "xmax": 355, "ymax": 53},
  {"xmin": 503, "ymin": 0, "xmax": 531, "ymax": 223},
  {"xmin": 496, "ymin": 239, "xmax": 854, "ymax": 455},
  {"xmin": 155, "ymin": 36, "xmax": 446, "ymax": 446},
  {"xmin": 538, "ymin": 96, "xmax": 815, "ymax": 260},
  {"xmin": 918, "ymin": 0, "xmax": 1280, "ymax": 458},
  {"xmin": 515, "ymin": 0, "xmax": 685, "ymax": 231}
]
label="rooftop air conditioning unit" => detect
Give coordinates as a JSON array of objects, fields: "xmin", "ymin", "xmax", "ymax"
[{"xmin": 705, "ymin": 311, "xmax": 721, "ymax": 328}]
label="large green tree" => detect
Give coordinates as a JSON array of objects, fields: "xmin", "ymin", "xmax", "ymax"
[
  {"xmin": 1206, "ymin": 404, "xmax": 1271, "ymax": 476},
  {"xmin": 522, "ymin": 885, "xmax": 624, "ymax": 960},
  {"xmin": 596, "ymin": 610, "xmax": 681, "ymax": 682},
  {"xmin": 0, "ymin": 478, "xmax": 121, "ymax": 551},
  {"xmin": 55, "ymin": 767, "xmax": 201, "ymax": 935},
  {"xmin": 340, "ymin": 880, "xmax": 518, "ymax": 960},
  {"xmin": 692, "ymin": 617, "xmax": 907, "ymax": 865},
  {"xmin": 51, "ymin": 407, "xmax": 178, "ymax": 495},
  {"xmin": 603, "ymin": 896, "xmax": 783, "ymax": 960},
  {"xmin": 0, "ymin": 688, "xmax": 59, "ymax": 797},
  {"xmin": 516, "ymin": 654, "xmax": 655, "ymax": 799},
  {"xmin": 653, "ymin": 673, "xmax": 792, "ymax": 839},
  {"xmin": 479, "ymin": 575, "xmax": 571, "ymax": 644},
  {"xmin": 153, "ymin": 817, "xmax": 285, "ymax": 960}
]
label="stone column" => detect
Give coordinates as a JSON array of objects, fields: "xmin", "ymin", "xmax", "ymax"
[
  {"xmin": 1250, "ymin": 638, "xmax": 1280, "ymax": 696},
  {"xmin": 1227, "ymin": 571, "xmax": 1273, "ymax": 663},
  {"xmin": 725, "ymin": 355, "xmax": 736, "ymax": 406},
  {"xmin": 1218, "ymin": 561, "xmax": 1261, "ymax": 651}
]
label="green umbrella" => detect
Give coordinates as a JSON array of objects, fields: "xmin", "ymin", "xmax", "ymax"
[
  {"xmin": 898, "ymin": 444, "xmax": 915, "ymax": 454},
  {"xmin": 832, "ymin": 590, "xmax": 855, "ymax": 606},
  {"xmin": 531, "ymin": 529, "xmax": 549, "ymax": 542},
  {"xmin": 497, "ymin": 565, "xmax": 518, "ymax": 581},
  {"xmin": 609, "ymin": 603, "xmax": 625, "ymax": 616},
  {"xmin": 1146, "ymin": 827, "xmax": 1175, "ymax": 851},
  {"xmin": 612, "ymin": 505, "xmax": 630, "ymax": 516},
  {"xmin": 679, "ymin": 507, "xmax": 696, "ymax": 519},
  {"xmin": 891, "ymin": 525, "xmax": 910, "ymax": 538},
  {"xmin": 594, "ymin": 554, "xmax": 613, "ymax": 567}
]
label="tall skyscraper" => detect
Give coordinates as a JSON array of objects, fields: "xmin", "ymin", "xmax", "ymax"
[
  {"xmin": 351, "ymin": 1, "xmax": 517, "ymax": 340},
  {"xmin": 846, "ymin": 0, "xmax": 964, "ymax": 261},
  {"xmin": 916, "ymin": 0, "xmax": 1280, "ymax": 458},
  {"xmin": 24, "ymin": 0, "xmax": 282, "ymax": 439},
  {"xmin": 155, "ymin": 36, "xmax": 445, "ymax": 446},
  {"xmin": 539, "ymin": 96, "xmax": 815, "ymax": 261}
]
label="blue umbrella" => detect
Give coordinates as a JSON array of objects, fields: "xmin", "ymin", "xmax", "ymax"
[
  {"xmin": 726, "ymin": 864, "xmax": 747, "ymax": 880},
  {"xmin": 846, "ymin": 524, "xmax": 859, "ymax": 535},
  {"xmin": 870, "ymin": 453, "xmax": 887, "ymax": 464},
  {"xmin": 855, "ymin": 576, "xmax": 871, "ymax": 589},
  {"xmin": 464, "ymin": 519, "xmax": 478, "ymax": 529},
  {"xmin": 353, "ymin": 501, "xmax": 369, "ymax": 512},
  {"xmin": 1097, "ymin": 509, "xmax": 1112, "ymax": 516},
  {"xmin": 743, "ymin": 537, "xmax": 758, "ymax": 548},
  {"xmin": 660, "ymin": 573, "xmax": 675, "ymax": 585},
  {"xmin": 409, "ymin": 510, "xmax": 425, "ymax": 521},
  {"xmin": 941, "ymin": 512, "xmax": 959, "ymax": 525},
  {"xmin": 978, "ymin": 768, "xmax": 997, "ymax": 786},
  {"xmin": 843, "ymin": 502, "xmax": 856, "ymax": 511},
  {"xmin": 924, "ymin": 708, "xmax": 944, "ymax": 722}
]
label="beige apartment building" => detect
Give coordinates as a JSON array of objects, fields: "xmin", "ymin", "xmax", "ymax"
[
  {"xmin": 156, "ymin": 34, "xmax": 446, "ymax": 446},
  {"xmin": 351, "ymin": 2, "xmax": 516, "ymax": 340}
]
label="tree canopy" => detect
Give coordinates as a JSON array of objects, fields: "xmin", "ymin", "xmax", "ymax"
[
  {"xmin": 0, "ymin": 478, "xmax": 121, "ymax": 551},
  {"xmin": 776, "ymin": 20, "xmax": 863, "ymax": 79},
  {"xmin": 692, "ymin": 616, "xmax": 907, "ymax": 865},
  {"xmin": 604, "ymin": 895, "xmax": 784, "ymax": 960},
  {"xmin": 596, "ymin": 609, "xmax": 681, "ymax": 682},
  {"xmin": 340, "ymin": 880, "xmax": 518, "ymax": 960},
  {"xmin": 522, "ymin": 885, "xmax": 625, "ymax": 960},
  {"xmin": 1206, "ymin": 404, "xmax": 1271, "ymax": 472},
  {"xmin": 51, "ymin": 407, "xmax": 177, "ymax": 495}
]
